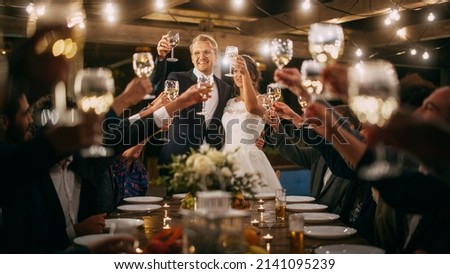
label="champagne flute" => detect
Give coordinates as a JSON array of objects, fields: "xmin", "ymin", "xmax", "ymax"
[
  {"xmin": 271, "ymin": 38, "xmax": 293, "ymax": 87},
  {"xmin": 348, "ymin": 60, "xmax": 400, "ymax": 180},
  {"xmin": 308, "ymin": 23, "xmax": 344, "ymax": 65},
  {"xmin": 159, "ymin": 80, "xmax": 179, "ymax": 142},
  {"xmin": 74, "ymin": 67, "xmax": 115, "ymax": 157},
  {"xmin": 166, "ymin": 31, "xmax": 180, "ymax": 62},
  {"xmin": 300, "ymin": 60, "xmax": 324, "ymax": 102},
  {"xmin": 266, "ymin": 83, "xmax": 282, "ymax": 102},
  {"xmin": 196, "ymin": 75, "xmax": 213, "ymax": 116},
  {"xmin": 132, "ymin": 51, "xmax": 155, "ymax": 99},
  {"xmin": 224, "ymin": 46, "xmax": 238, "ymax": 77}
]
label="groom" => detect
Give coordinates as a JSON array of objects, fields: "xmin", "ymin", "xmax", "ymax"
[{"xmin": 152, "ymin": 33, "xmax": 234, "ymax": 165}]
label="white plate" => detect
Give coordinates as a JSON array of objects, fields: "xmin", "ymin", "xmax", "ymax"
[
  {"xmin": 73, "ymin": 234, "xmax": 114, "ymax": 246},
  {"xmin": 172, "ymin": 193, "xmax": 187, "ymax": 199},
  {"xmin": 123, "ymin": 196, "xmax": 163, "ymax": 204},
  {"xmin": 105, "ymin": 218, "xmax": 144, "ymax": 229},
  {"xmin": 286, "ymin": 196, "xmax": 315, "ymax": 203},
  {"xmin": 117, "ymin": 204, "xmax": 162, "ymax": 212},
  {"xmin": 301, "ymin": 212, "xmax": 340, "ymax": 224},
  {"xmin": 314, "ymin": 244, "xmax": 385, "ymax": 254},
  {"xmin": 286, "ymin": 203, "xmax": 328, "ymax": 212},
  {"xmin": 254, "ymin": 192, "xmax": 275, "ymax": 200},
  {"xmin": 304, "ymin": 226, "xmax": 357, "ymax": 240}
]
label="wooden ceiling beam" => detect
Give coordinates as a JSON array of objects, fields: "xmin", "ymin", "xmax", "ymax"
[{"xmin": 240, "ymin": 0, "xmax": 449, "ymax": 36}]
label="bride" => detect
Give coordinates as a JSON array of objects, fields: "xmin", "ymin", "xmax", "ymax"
[{"xmin": 221, "ymin": 54, "xmax": 282, "ymax": 193}]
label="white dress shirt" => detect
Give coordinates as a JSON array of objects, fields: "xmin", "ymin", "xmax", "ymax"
[{"xmin": 49, "ymin": 156, "xmax": 82, "ymax": 240}]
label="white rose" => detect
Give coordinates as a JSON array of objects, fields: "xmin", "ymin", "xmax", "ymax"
[
  {"xmin": 220, "ymin": 167, "xmax": 233, "ymax": 178},
  {"xmin": 207, "ymin": 150, "xmax": 226, "ymax": 164},
  {"xmin": 199, "ymin": 143, "xmax": 210, "ymax": 154},
  {"xmin": 186, "ymin": 154, "xmax": 200, "ymax": 167},
  {"xmin": 192, "ymin": 155, "xmax": 215, "ymax": 175},
  {"xmin": 226, "ymin": 154, "xmax": 236, "ymax": 164}
]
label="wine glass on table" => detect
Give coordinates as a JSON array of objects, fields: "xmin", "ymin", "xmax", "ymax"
[
  {"xmin": 271, "ymin": 38, "xmax": 293, "ymax": 87},
  {"xmin": 132, "ymin": 51, "xmax": 155, "ymax": 99},
  {"xmin": 196, "ymin": 75, "xmax": 213, "ymax": 116},
  {"xmin": 348, "ymin": 59, "xmax": 400, "ymax": 180},
  {"xmin": 166, "ymin": 31, "xmax": 180, "ymax": 62},
  {"xmin": 74, "ymin": 67, "xmax": 115, "ymax": 157},
  {"xmin": 224, "ymin": 46, "xmax": 238, "ymax": 77}
]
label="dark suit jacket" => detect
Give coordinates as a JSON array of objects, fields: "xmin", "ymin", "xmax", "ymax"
[{"xmin": 155, "ymin": 69, "xmax": 233, "ymax": 165}]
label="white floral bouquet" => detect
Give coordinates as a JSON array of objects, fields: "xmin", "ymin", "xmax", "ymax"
[{"xmin": 161, "ymin": 144, "xmax": 264, "ymax": 196}]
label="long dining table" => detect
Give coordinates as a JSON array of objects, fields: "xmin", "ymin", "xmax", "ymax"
[{"xmin": 105, "ymin": 195, "xmax": 371, "ymax": 254}]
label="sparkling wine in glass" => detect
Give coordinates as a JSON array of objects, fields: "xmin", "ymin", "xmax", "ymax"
[
  {"xmin": 133, "ymin": 51, "xmax": 155, "ymax": 99},
  {"xmin": 348, "ymin": 60, "xmax": 400, "ymax": 180},
  {"xmin": 74, "ymin": 67, "xmax": 115, "ymax": 157},
  {"xmin": 271, "ymin": 38, "xmax": 293, "ymax": 87},
  {"xmin": 308, "ymin": 23, "xmax": 344, "ymax": 65},
  {"xmin": 166, "ymin": 31, "xmax": 180, "ymax": 62},
  {"xmin": 224, "ymin": 46, "xmax": 238, "ymax": 77},
  {"xmin": 196, "ymin": 75, "xmax": 213, "ymax": 116},
  {"xmin": 300, "ymin": 60, "xmax": 324, "ymax": 102},
  {"xmin": 163, "ymin": 79, "xmax": 179, "ymax": 101},
  {"xmin": 267, "ymin": 83, "xmax": 282, "ymax": 102},
  {"xmin": 159, "ymin": 80, "xmax": 179, "ymax": 142}
]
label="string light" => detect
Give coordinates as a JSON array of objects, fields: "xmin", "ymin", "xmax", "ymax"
[
  {"xmin": 233, "ymin": 0, "xmax": 245, "ymax": 10},
  {"xmin": 260, "ymin": 41, "xmax": 270, "ymax": 56},
  {"xmin": 156, "ymin": 0, "xmax": 165, "ymax": 10},
  {"xmin": 389, "ymin": 7, "xmax": 401, "ymax": 22},
  {"xmin": 104, "ymin": 1, "xmax": 117, "ymax": 23},
  {"xmin": 301, "ymin": 0, "xmax": 311, "ymax": 10},
  {"xmin": 396, "ymin": 27, "xmax": 406, "ymax": 38},
  {"xmin": 384, "ymin": 17, "xmax": 392, "ymax": 25},
  {"xmin": 422, "ymin": 51, "xmax": 429, "ymax": 60},
  {"xmin": 355, "ymin": 48, "xmax": 363, "ymax": 57},
  {"xmin": 427, "ymin": 12, "xmax": 435, "ymax": 22},
  {"xmin": 410, "ymin": 48, "xmax": 417, "ymax": 55}
]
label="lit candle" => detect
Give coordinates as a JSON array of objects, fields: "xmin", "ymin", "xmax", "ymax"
[
  {"xmin": 163, "ymin": 224, "xmax": 171, "ymax": 230},
  {"xmin": 258, "ymin": 199, "xmax": 264, "ymax": 204},
  {"xmin": 263, "ymin": 233, "xmax": 273, "ymax": 240},
  {"xmin": 258, "ymin": 205, "xmax": 265, "ymax": 212},
  {"xmin": 251, "ymin": 219, "xmax": 259, "ymax": 226},
  {"xmin": 163, "ymin": 203, "xmax": 170, "ymax": 208}
]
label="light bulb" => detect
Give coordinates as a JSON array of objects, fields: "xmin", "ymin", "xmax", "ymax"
[
  {"xmin": 302, "ymin": 0, "xmax": 311, "ymax": 10},
  {"xmin": 410, "ymin": 48, "xmax": 417, "ymax": 55},
  {"xmin": 422, "ymin": 51, "xmax": 429, "ymax": 60},
  {"xmin": 427, "ymin": 12, "xmax": 435, "ymax": 22},
  {"xmin": 355, "ymin": 48, "xmax": 363, "ymax": 57},
  {"xmin": 384, "ymin": 17, "xmax": 392, "ymax": 26}
]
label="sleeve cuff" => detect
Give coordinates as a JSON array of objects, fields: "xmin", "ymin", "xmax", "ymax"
[
  {"xmin": 128, "ymin": 113, "xmax": 141, "ymax": 125},
  {"xmin": 153, "ymin": 107, "xmax": 170, "ymax": 128}
]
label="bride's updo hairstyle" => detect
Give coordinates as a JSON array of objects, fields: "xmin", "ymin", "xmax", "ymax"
[{"xmin": 234, "ymin": 54, "xmax": 262, "ymax": 95}]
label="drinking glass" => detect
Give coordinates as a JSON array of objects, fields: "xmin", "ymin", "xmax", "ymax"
[
  {"xmin": 271, "ymin": 38, "xmax": 293, "ymax": 87},
  {"xmin": 166, "ymin": 31, "xmax": 180, "ymax": 62},
  {"xmin": 224, "ymin": 46, "xmax": 238, "ymax": 77},
  {"xmin": 196, "ymin": 75, "xmax": 213, "ymax": 116},
  {"xmin": 74, "ymin": 67, "xmax": 115, "ymax": 157},
  {"xmin": 275, "ymin": 188, "xmax": 286, "ymax": 223},
  {"xmin": 266, "ymin": 83, "xmax": 282, "ymax": 102},
  {"xmin": 132, "ymin": 52, "xmax": 155, "ymax": 99},
  {"xmin": 348, "ymin": 60, "xmax": 400, "ymax": 180},
  {"xmin": 300, "ymin": 60, "xmax": 324, "ymax": 102},
  {"xmin": 289, "ymin": 214, "xmax": 304, "ymax": 253},
  {"xmin": 308, "ymin": 23, "xmax": 344, "ymax": 65},
  {"xmin": 159, "ymin": 80, "xmax": 179, "ymax": 142}
]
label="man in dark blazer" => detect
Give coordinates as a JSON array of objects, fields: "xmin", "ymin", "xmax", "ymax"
[{"xmin": 152, "ymin": 33, "xmax": 234, "ymax": 165}]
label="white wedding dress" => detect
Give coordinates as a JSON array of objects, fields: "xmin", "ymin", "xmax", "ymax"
[{"xmin": 221, "ymin": 98, "xmax": 282, "ymax": 193}]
